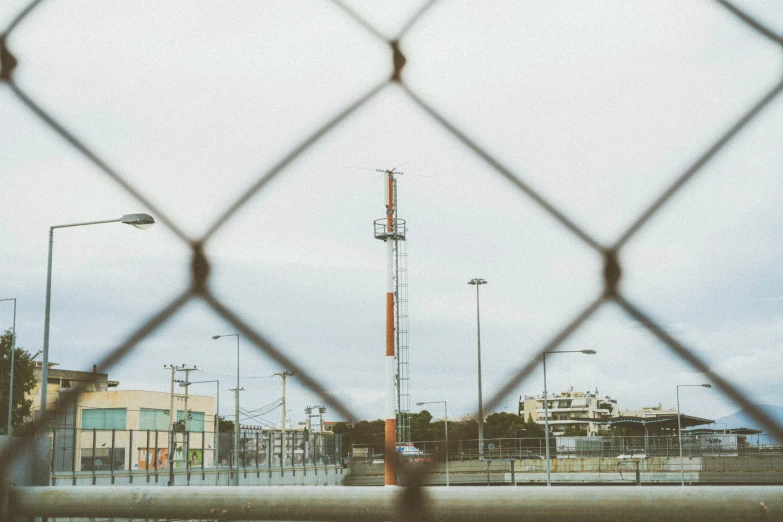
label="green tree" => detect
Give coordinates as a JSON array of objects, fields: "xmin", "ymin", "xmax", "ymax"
[
  {"xmin": 0, "ymin": 330, "xmax": 37, "ymax": 433},
  {"xmin": 484, "ymin": 412, "xmax": 527, "ymax": 439},
  {"xmin": 410, "ymin": 410, "xmax": 435, "ymax": 441},
  {"xmin": 330, "ymin": 422, "xmax": 350, "ymax": 436},
  {"xmin": 562, "ymin": 426, "xmax": 588, "ymax": 437},
  {"xmin": 217, "ymin": 415, "xmax": 234, "ymax": 433},
  {"xmin": 451, "ymin": 418, "xmax": 478, "ymax": 441}
]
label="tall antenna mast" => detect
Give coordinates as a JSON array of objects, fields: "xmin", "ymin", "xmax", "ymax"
[{"xmin": 373, "ymin": 168, "xmax": 408, "ymax": 486}]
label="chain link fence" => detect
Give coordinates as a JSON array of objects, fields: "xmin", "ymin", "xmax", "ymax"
[{"xmin": 2, "ymin": 0, "xmax": 783, "ymax": 519}]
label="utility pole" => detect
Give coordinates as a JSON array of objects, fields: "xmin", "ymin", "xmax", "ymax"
[
  {"xmin": 318, "ymin": 406, "xmax": 326, "ymax": 463},
  {"xmin": 305, "ymin": 406, "xmax": 325, "ymax": 463},
  {"xmin": 164, "ymin": 363, "xmax": 193, "ymax": 484},
  {"xmin": 164, "ymin": 364, "xmax": 177, "ymax": 485},
  {"xmin": 305, "ymin": 406, "xmax": 313, "ymax": 463},
  {"xmin": 179, "ymin": 366, "xmax": 198, "ymax": 470},
  {"xmin": 273, "ymin": 371, "xmax": 295, "ymax": 438},
  {"xmin": 229, "ymin": 386, "xmax": 244, "ymax": 486}
]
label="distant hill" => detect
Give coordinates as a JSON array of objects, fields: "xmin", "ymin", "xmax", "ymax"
[
  {"xmin": 716, "ymin": 404, "xmax": 783, "ymax": 431},
  {"xmin": 709, "ymin": 404, "xmax": 783, "ymax": 443}
]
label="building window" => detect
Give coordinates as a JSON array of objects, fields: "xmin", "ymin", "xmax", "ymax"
[
  {"xmin": 139, "ymin": 408, "xmax": 170, "ymax": 431},
  {"xmin": 177, "ymin": 411, "xmax": 205, "ymax": 432},
  {"xmin": 81, "ymin": 408, "xmax": 126, "ymax": 430},
  {"xmin": 81, "ymin": 448, "xmax": 125, "ymax": 471}
]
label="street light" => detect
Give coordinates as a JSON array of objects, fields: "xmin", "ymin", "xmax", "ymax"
[
  {"xmin": 1, "ymin": 298, "xmax": 17, "ymax": 435},
  {"xmin": 213, "ymin": 333, "xmax": 240, "ymax": 486},
  {"xmin": 542, "ymin": 349, "xmax": 596, "ymax": 486},
  {"xmin": 417, "ymin": 401, "xmax": 449, "ymax": 486},
  {"xmin": 180, "ymin": 379, "xmax": 220, "ymax": 486},
  {"xmin": 40, "ymin": 213, "xmax": 155, "ymax": 419},
  {"xmin": 467, "ymin": 278, "xmax": 487, "ymax": 459},
  {"xmin": 677, "ymin": 383, "xmax": 711, "ymax": 486}
]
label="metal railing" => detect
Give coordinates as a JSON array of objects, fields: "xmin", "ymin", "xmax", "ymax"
[
  {"xmin": 9, "ymin": 485, "xmax": 783, "ymax": 521},
  {"xmin": 1, "ymin": 0, "xmax": 783, "ymax": 519},
  {"xmin": 355, "ymin": 434, "xmax": 783, "ymax": 461}
]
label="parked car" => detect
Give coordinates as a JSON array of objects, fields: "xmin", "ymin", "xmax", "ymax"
[{"xmin": 397, "ymin": 443, "xmax": 433, "ymax": 463}]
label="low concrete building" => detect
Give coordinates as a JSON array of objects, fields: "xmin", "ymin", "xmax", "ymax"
[{"xmin": 26, "ymin": 363, "xmax": 215, "ymax": 472}]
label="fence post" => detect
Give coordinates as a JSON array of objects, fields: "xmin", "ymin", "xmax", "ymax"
[
  {"xmin": 91, "ymin": 429, "xmax": 97, "ymax": 486},
  {"xmin": 50, "ymin": 428, "xmax": 56, "ymax": 485},
  {"xmin": 186, "ymin": 431, "xmax": 191, "ymax": 484},
  {"xmin": 511, "ymin": 459, "xmax": 515, "ymax": 486},
  {"xmin": 129, "ymin": 429, "xmax": 133, "ymax": 484},
  {"xmin": 301, "ymin": 431, "xmax": 306, "ymax": 476},
  {"xmin": 267, "ymin": 432, "xmax": 272, "ymax": 479},
  {"xmin": 110, "ymin": 429, "xmax": 115, "ymax": 485},
  {"xmin": 72, "ymin": 427, "xmax": 77, "ymax": 486},
  {"xmin": 242, "ymin": 430, "xmax": 247, "ymax": 481},
  {"xmin": 146, "ymin": 430, "xmax": 150, "ymax": 483},
  {"xmin": 153, "ymin": 430, "xmax": 158, "ymax": 483},
  {"xmin": 168, "ymin": 430, "xmax": 174, "ymax": 486}
]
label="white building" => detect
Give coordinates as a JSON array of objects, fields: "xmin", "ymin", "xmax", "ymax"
[{"xmin": 518, "ymin": 388, "xmax": 618, "ymax": 436}]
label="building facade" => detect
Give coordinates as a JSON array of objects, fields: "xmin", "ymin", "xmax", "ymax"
[
  {"xmin": 26, "ymin": 363, "xmax": 215, "ymax": 472},
  {"xmin": 518, "ymin": 389, "xmax": 618, "ymax": 436}
]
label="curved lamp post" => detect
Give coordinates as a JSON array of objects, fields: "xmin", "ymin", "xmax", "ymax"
[
  {"xmin": 213, "ymin": 334, "xmax": 240, "ymax": 486},
  {"xmin": 40, "ymin": 213, "xmax": 155, "ymax": 418},
  {"xmin": 677, "ymin": 383, "xmax": 711, "ymax": 486},
  {"xmin": 542, "ymin": 349, "xmax": 596, "ymax": 486},
  {"xmin": 467, "ymin": 278, "xmax": 487, "ymax": 459},
  {"xmin": 417, "ymin": 401, "xmax": 449, "ymax": 486}
]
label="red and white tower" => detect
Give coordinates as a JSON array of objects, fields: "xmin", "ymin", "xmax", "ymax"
[{"xmin": 374, "ymin": 169, "xmax": 407, "ymax": 486}]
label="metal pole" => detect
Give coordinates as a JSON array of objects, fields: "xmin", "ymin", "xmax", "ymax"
[
  {"xmin": 214, "ymin": 334, "xmax": 241, "ymax": 486},
  {"xmin": 444, "ymin": 401, "xmax": 449, "ymax": 487},
  {"xmin": 677, "ymin": 386, "xmax": 684, "ymax": 487},
  {"xmin": 41, "ymin": 229, "xmax": 54, "ymax": 419},
  {"xmin": 166, "ymin": 365, "xmax": 176, "ymax": 485},
  {"xmin": 215, "ymin": 381, "xmax": 219, "ymax": 486},
  {"xmin": 12, "ymin": 485, "xmax": 783, "ymax": 520},
  {"xmin": 233, "ymin": 387, "xmax": 240, "ymax": 486},
  {"xmin": 235, "ymin": 336, "xmax": 240, "ymax": 487},
  {"xmin": 468, "ymin": 280, "xmax": 487, "ymax": 460},
  {"xmin": 40, "ymin": 218, "xmax": 129, "ymax": 420},
  {"xmin": 183, "ymin": 370, "xmax": 190, "ymax": 472},
  {"xmin": 543, "ymin": 353, "xmax": 550, "ymax": 487},
  {"xmin": 1, "ymin": 298, "xmax": 16, "ymax": 435},
  {"xmin": 282, "ymin": 374, "xmax": 287, "ymax": 438}
]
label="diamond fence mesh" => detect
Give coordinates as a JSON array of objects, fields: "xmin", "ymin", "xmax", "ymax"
[{"xmin": 1, "ymin": 0, "xmax": 783, "ymax": 519}]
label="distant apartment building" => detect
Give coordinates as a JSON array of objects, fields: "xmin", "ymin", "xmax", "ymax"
[
  {"xmin": 616, "ymin": 403, "xmax": 677, "ymax": 419},
  {"xmin": 518, "ymin": 388, "xmax": 619, "ymax": 436}
]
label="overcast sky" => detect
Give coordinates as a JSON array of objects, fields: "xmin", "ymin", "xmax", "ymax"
[{"xmin": 1, "ymin": 1, "xmax": 782, "ymax": 430}]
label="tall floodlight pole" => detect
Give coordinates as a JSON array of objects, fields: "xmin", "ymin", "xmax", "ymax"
[
  {"xmin": 417, "ymin": 401, "xmax": 449, "ymax": 486},
  {"xmin": 374, "ymin": 168, "xmax": 406, "ymax": 486},
  {"xmin": 213, "ymin": 334, "xmax": 240, "ymax": 486},
  {"xmin": 467, "ymin": 278, "xmax": 487, "ymax": 459},
  {"xmin": 181, "ymin": 379, "xmax": 219, "ymax": 485},
  {"xmin": 1, "ymin": 298, "xmax": 17, "ymax": 435},
  {"xmin": 542, "ymin": 349, "xmax": 596, "ymax": 486},
  {"xmin": 40, "ymin": 214, "xmax": 155, "ymax": 419},
  {"xmin": 677, "ymin": 383, "xmax": 711, "ymax": 486}
]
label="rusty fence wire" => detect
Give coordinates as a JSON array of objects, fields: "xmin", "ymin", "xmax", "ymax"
[{"xmin": 1, "ymin": 0, "xmax": 783, "ymax": 518}]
